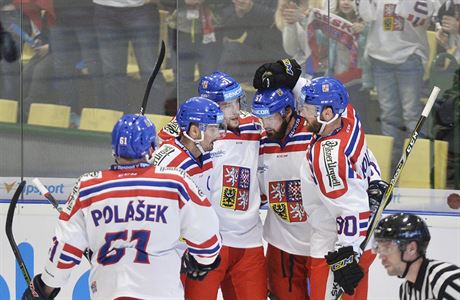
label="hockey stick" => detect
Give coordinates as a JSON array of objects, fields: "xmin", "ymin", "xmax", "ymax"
[
  {"xmin": 5, "ymin": 181, "xmax": 35, "ymax": 291},
  {"xmin": 139, "ymin": 40, "xmax": 165, "ymax": 115},
  {"xmin": 32, "ymin": 178, "xmax": 62, "ymax": 213},
  {"xmin": 335, "ymin": 86, "xmax": 440, "ymax": 300},
  {"xmin": 32, "ymin": 178, "xmax": 93, "ymax": 262}
]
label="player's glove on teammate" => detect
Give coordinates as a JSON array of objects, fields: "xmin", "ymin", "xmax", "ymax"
[
  {"xmin": 253, "ymin": 58, "xmax": 302, "ymax": 90},
  {"xmin": 368, "ymin": 180, "xmax": 392, "ymax": 216},
  {"xmin": 325, "ymin": 246, "xmax": 363, "ymax": 295},
  {"xmin": 22, "ymin": 274, "xmax": 60, "ymax": 300},
  {"xmin": 181, "ymin": 250, "xmax": 221, "ymax": 281}
]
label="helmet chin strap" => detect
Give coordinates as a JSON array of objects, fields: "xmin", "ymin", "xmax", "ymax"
[
  {"xmin": 398, "ymin": 247, "xmax": 423, "ymax": 278},
  {"xmin": 184, "ymin": 131, "xmax": 206, "ymax": 155},
  {"xmin": 316, "ymin": 113, "xmax": 340, "ymax": 135},
  {"xmin": 398, "ymin": 252, "xmax": 423, "ymax": 278}
]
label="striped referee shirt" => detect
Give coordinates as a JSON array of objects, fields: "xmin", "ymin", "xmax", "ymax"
[{"xmin": 400, "ymin": 258, "xmax": 460, "ymax": 300}]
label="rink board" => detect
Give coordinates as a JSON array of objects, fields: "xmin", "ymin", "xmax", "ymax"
[{"xmin": 1, "ymin": 177, "xmax": 459, "ymax": 299}]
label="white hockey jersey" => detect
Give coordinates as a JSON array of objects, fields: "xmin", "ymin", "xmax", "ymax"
[
  {"xmin": 299, "ymin": 104, "xmax": 382, "ymax": 257},
  {"xmin": 151, "ymin": 138, "xmax": 213, "ymax": 199},
  {"xmin": 359, "ymin": 0, "xmax": 436, "ymax": 64},
  {"xmin": 40, "ymin": 163, "xmax": 221, "ymax": 300},
  {"xmin": 258, "ymin": 115, "xmax": 313, "ymax": 256},
  {"xmin": 208, "ymin": 111, "xmax": 264, "ymax": 248}
]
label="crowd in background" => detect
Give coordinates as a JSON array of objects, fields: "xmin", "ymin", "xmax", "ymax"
[{"xmin": 1, "ymin": 0, "xmax": 460, "ymax": 187}]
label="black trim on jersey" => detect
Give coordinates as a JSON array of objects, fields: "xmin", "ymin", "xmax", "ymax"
[
  {"xmin": 438, "ymin": 273, "xmax": 460, "ymax": 299},
  {"xmin": 413, "ymin": 259, "xmax": 433, "ymax": 290},
  {"xmin": 435, "ymin": 266, "xmax": 459, "ymax": 297},
  {"xmin": 401, "ymin": 259, "xmax": 460, "ymax": 299}
]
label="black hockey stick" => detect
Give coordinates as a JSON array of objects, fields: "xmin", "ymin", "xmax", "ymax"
[
  {"xmin": 5, "ymin": 181, "xmax": 34, "ymax": 291},
  {"xmin": 335, "ymin": 86, "xmax": 441, "ymax": 300},
  {"xmin": 139, "ymin": 40, "xmax": 165, "ymax": 115},
  {"xmin": 32, "ymin": 178, "xmax": 62, "ymax": 213}
]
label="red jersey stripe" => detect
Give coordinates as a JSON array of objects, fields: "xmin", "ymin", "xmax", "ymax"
[{"xmin": 186, "ymin": 235, "xmax": 219, "ymax": 249}]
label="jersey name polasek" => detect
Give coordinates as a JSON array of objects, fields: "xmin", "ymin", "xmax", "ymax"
[{"xmin": 91, "ymin": 200, "xmax": 168, "ymax": 226}]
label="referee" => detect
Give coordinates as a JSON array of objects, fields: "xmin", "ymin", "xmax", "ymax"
[{"xmin": 372, "ymin": 213, "xmax": 460, "ymax": 300}]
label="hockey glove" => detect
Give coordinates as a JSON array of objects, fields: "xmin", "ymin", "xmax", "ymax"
[
  {"xmin": 181, "ymin": 251, "xmax": 221, "ymax": 281},
  {"xmin": 253, "ymin": 58, "xmax": 302, "ymax": 89},
  {"xmin": 368, "ymin": 180, "xmax": 392, "ymax": 216},
  {"xmin": 22, "ymin": 274, "xmax": 60, "ymax": 300},
  {"xmin": 325, "ymin": 246, "xmax": 363, "ymax": 295}
]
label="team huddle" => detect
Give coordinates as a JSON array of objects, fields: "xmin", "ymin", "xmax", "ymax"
[{"xmin": 21, "ymin": 59, "xmax": 460, "ymax": 300}]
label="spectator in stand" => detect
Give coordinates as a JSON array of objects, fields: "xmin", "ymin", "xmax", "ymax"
[
  {"xmin": 50, "ymin": 0, "xmax": 103, "ymax": 127},
  {"xmin": 0, "ymin": 0, "xmax": 20, "ymax": 100},
  {"xmin": 278, "ymin": 0, "xmax": 374, "ymax": 132},
  {"xmin": 360, "ymin": 0, "xmax": 436, "ymax": 168},
  {"xmin": 218, "ymin": 0, "xmax": 287, "ymax": 85},
  {"xmin": 16, "ymin": 1, "xmax": 57, "ymax": 115},
  {"xmin": 93, "ymin": 0, "xmax": 162, "ymax": 113},
  {"xmin": 172, "ymin": 0, "xmax": 227, "ymax": 101},
  {"xmin": 435, "ymin": 0, "xmax": 460, "ymax": 63}
]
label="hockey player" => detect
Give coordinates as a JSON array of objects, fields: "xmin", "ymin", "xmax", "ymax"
[
  {"xmin": 151, "ymin": 97, "xmax": 226, "ymax": 198},
  {"xmin": 184, "ymin": 71, "xmax": 267, "ymax": 300},
  {"xmin": 374, "ymin": 213, "xmax": 460, "ymax": 300},
  {"xmin": 297, "ymin": 76, "xmax": 380, "ymax": 299},
  {"xmin": 22, "ymin": 114, "xmax": 222, "ymax": 300},
  {"xmin": 253, "ymin": 60, "xmax": 388, "ymax": 299},
  {"xmin": 253, "ymin": 87, "xmax": 313, "ymax": 300}
]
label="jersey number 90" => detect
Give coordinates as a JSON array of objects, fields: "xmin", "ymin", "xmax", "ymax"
[{"xmin": 336, "ymin": 216, "xmax": 357, "ymax": 236}]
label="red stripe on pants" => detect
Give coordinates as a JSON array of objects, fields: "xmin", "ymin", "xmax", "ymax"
[{"xmin": 185, "ymin": 245, "xmax": 267, "ymax": 300}]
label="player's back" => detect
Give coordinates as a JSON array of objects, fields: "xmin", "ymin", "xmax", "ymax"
[{"xmin": 76, "ymin": 165, "xmax": 192, "ymax": 299}]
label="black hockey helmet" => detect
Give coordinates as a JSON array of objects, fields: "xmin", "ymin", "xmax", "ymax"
[{"xmin": 374, "ymin": 213, "xmax": 431, "ymax": 256}]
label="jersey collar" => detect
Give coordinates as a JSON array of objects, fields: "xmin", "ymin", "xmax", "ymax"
[
  {"xmin": 110, "ymin": 162, "xmax": 151, "ymax": 170},
  {"xmin": 175, "ymin": 138, "xmax": 204, "ymax": 167}
]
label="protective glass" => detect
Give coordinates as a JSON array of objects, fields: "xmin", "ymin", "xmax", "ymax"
[
  {"xmin": 299, "ymin": 103, "xmax": 318, "ymax": 119},
  {"xmin": 372, "ymin": 240, "xmax": 402, "ymax": 256}
]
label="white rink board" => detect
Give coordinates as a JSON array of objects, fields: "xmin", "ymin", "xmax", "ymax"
[{"xmin": 1, "ymin": 178, "xmax": 459, "ymax": 300}]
